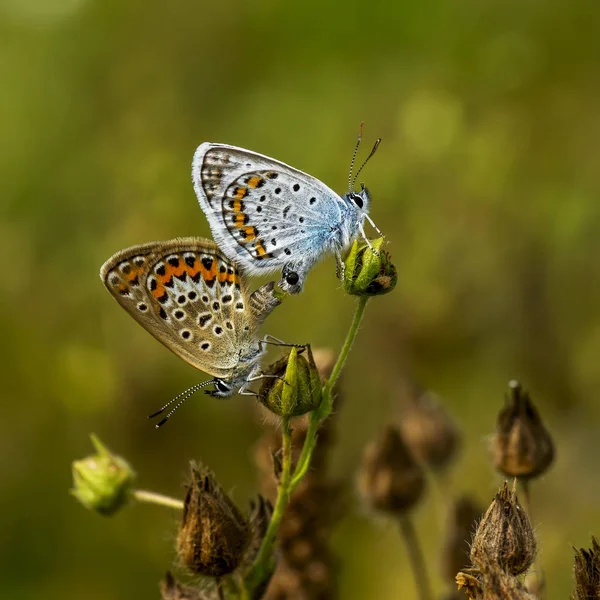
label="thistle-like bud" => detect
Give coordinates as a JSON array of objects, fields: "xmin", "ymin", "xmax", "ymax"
[
  {"xmin": 160, "ymin": 572, "xmax": 210, "ymax": 600},
  {"xmin": 177, "ymin": 463, "xmax": 249, "ymax": 578},
  {"xmin": 399, "ymin": 383, "xmax": 462, "ymax": 473},
  {"xmin": 470, "ymin": 481, "xmax": 536, "ymax": 576},
  {"xmin": 571, "ymin": 536, "xmax": 600, "ymax": 600},
  {"xmin": 441, "ymin": 495, "xmax": 483, "ymax": 582},
  {"xmin": 71, "ymin": 434, "xmax": 135, "ymax": 516},
  {"xmin": 343, "ymin": 237, "xmax": 397, "ymax": 296},
  {"xmin": 357, "ymin": 426, "xmax": 426, "ymax": 515},
  {"xmin": 259, "ymin": 346, "xmax": 322, "ymax": 418},
  {"xmin": 492, "ymin": 380, "xmax": 554, "ymax": 480}
]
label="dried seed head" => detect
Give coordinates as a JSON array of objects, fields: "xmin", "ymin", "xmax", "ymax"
[
  {"xmin": 343, "ymin": 237, "xmax": 398, "ymax": 296},
  {"xmin": 470, "ymin": 481, "xmax": 536, "ymax": 576},
  {"xmin": 399, "ymin": 382, "xmax": 462, "ymax": 472},
  {"xmin": 571, "ymin": 536, "xmax": 600, "ymax": 600},
  {"xmin": 357, "ymin": 426, "xmax": 426, "ymax": 515},
  {"xmin": 160, "ymin": 572, "xmax": 210, "ymax": 600},
  {"xmin": 259, "ymin": 346, "xmax": 322, "ymax": 418},
  {"xmin": 441, "ymin": 495, "xmax": 484, "ymax": 581},
  {"xmin": 492, "ymin": 380, "xmax": 555, "ymax": 480},
  {"xmin": 70, "ymin": 434, "xmax": 135, "ymax": 516},
  {"xmin": 177, "ymin": 463, "xmax": 249, "ymax": 578}
]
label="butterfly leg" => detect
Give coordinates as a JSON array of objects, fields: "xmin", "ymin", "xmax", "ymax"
[
  {"xmin": 260, "ymin": 334, "xmax": 307, "ymax": 350},
  {"xmin": 358, "ymin": 222, "xmax": 380, "ymax": 256}
]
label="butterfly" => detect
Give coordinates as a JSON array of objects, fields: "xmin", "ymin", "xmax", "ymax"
[
  {"xmin": 100, "ymin": 237, "xmax": 282, "ymax": 426},
  {"xmin": 191, "ymin": 124, "xmax": 382, "ymax": 294}
]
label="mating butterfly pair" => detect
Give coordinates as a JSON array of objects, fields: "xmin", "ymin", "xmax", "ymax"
[{"xmin": 101, "ymin": 130, "xmax": 382, "ymax": 421}]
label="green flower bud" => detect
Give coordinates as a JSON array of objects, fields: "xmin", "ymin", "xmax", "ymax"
[
  {"xmin": 71, "ymin": 434, "xmax": 135, "ymax": 516},
  {"xmin": 259, "ymin": 346, "xmax": 322, "ymax": 417},
  {"xmin": 343, "ymin": 238, "xmax": 397, "ymax": 296}
]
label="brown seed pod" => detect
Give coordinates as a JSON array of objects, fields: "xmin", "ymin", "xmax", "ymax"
[
  {"xmin": 571, "ymin": 536, "xmax": 600, "ymax": 600},
  {"xmin": 177, "ymin": 463, "xmax": 249, "ymax": 578},
  {"xmin": 492, "ymin": 380, "xmax": 554, "ymax": 480},
  {"xmin": 357, "ymin": 426, "xmax": 426, "ymax": 515},
  {"xmin": 470, "ymin": 481, "xmax": 536, "ymax": 577}
]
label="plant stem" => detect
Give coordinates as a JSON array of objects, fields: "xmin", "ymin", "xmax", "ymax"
[
  {"xmin": 291, "ymin": 296, "xmax": 369, "ymax": 490},
  {"xmin": 133, "ymin": 489, "xmax": 184, "ymax": 510},
  {"xmin": 244, "ymin": 417, "xmax": 293, "ymax": 593},
  {"xmin": 399, "ymin": 516, "xmax": 433, "ymax": 600},
  {"xmin": 243, "ymin": 295, "xmax": 370, "ymax": 596}
]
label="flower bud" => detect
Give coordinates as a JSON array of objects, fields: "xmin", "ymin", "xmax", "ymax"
[
  {"xmin": 259, "ymin": 346, "xmax": 322, "ymax": 418},
  {"xmin": 492, "ymin": 380, "xmax": 555, "ymax": 479},
  {"xmin": 160, "ymin": 572, "xmax": 209, "ymax": 600},
  {"xmin": 470, "ymin": 481, "xmax": 536, "ymax": 576},
  {"xmin": 571, "ymin": 536, "xmax": 600, "ymax": 600},
  {"xmin": 177, "ymin": 463, "xmax": 249, "ymax": 578},
  {"xmin": 399, "ymin": 383, "xmax": 462, "ymax": 473},
  {"xmin": 357, "ymin": 426, "xmax": 426, "ymax": 515},
  {"xmin": 71, "ymin": 434, "xmax": 135, "ymax": 516},
  {"xmin": 343, "ymin": 238, "xmax": 397, "ymax": 296}
]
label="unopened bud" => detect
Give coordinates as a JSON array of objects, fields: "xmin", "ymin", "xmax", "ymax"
[
  {"xmin": 343, "ymin": 238, "xmax": 397, "ymax": 296},
  {"xmin": 259, "ymin": 346, "xmax": 322, "ymax": 417},
  {"xmin": 71, "ymin": 434, "xmax": 135, "ymax": 516},
  {"xmin": 177, "ymin": 463, "xmax": 249, "ymax": 578},
  {"xmin": 571, "ymin": 536, "xmax": 600, "ymax": 600},
  {"xmin": 470, "ymin": 481, "xmax": 536, "ymax": 576},
  {"xmin": 493, "ymin": 380, "xmax": 554, "ymax": 479},
  {"xmin": 357, "ymin": 426, "xmax": 426, "ymax": 515},
  {"xmin": 399, "ymin": 384, "xmax": 462, "ymax": 472}
]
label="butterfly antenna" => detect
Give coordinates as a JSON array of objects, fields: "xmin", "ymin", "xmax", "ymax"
[
  {"xmin": 352, "ymin": 137, "xmax": 382, "ymax": 190},
  {"xmin": 348, "ymin": 121, "xmax": 365, "ymax": 193},
  {"xmin": 148, "ymin": 380, "xmax": 216, "ymax": 428}
]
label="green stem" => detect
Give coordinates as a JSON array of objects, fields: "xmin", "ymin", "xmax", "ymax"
[
  {"xmin": 243, "ymin": 295, "xmax": 370, "ymax": 596},
  {"xmin": 290, "ymin": 296, "xmax": 369, "ymax": 490},
  {"xmin": 399, "ymin": 516, "xmax": 433, "ymax": 600},
  {"xmin": 244, "ymin": 417, "xmax": 293, "ymax": 593},
  {"xmin": 133, "ymin": 489, "xmax": 184, "ymax": 510}
]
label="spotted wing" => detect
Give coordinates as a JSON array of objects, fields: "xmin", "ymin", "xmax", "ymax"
[
  {"xmin": 192, "ymin": 143, "xmax": 344, "ymax": 275},
  {"xmin": 100, "ymin": 237, "xmax": 275, "ymax": 379}
]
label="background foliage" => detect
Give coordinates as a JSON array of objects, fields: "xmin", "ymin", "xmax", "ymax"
[{"xmin": 2, "ymin": 0, "xmax": 600, "ymax": 598}]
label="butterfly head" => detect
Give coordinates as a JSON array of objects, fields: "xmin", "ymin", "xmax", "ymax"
[
  {"xmin": 204, "ymin": 378, "xmax": 234, "ymax": 398},
  {"xmin": 344, "ymin": 183, "xmax": 371, "ymax": 217}
]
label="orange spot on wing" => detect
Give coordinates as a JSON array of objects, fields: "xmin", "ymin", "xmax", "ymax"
[
  {"xmin": 235, "ymin": 213, "xmax": 247, "ymax": 227},
  {"xmin": 234, "ymin": 187, "xmax": 247, "ymax": 200},
  {"xmin": 199, "ymin": 259, "xmax": 218, "ymax": 282},
  {"xmin": 255, "ymin": 241, "xmax": 267, "ymax": 257},
  {"xmin": 244, "ymin": 226, "xmax": 256, "ymax": 241},
  {"xmin": 151, "ymin": 282, "xmax": 166, "ymax": 299},
  {"xmin": 247, "ymin": 176, "xmax": 263, "ymax": 188}
]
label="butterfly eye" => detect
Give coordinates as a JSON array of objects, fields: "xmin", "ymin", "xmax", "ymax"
[
  {"xmin": 351, "ymin": 193, "xmax": 364, "ymax": 209},
  {"xmin": 285, "ymin": 271, "xmax": 299, "ymax": 286},
  {"xmin": 214, "ymin": 379, "xmax": 231, "ymax": 394}
]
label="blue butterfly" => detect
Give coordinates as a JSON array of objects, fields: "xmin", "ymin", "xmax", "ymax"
[{"xmin": 191, "ymin": 126, "xmax": 382, "ymax": 294}]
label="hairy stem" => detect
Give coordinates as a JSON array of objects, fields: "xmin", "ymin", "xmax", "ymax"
[
  {"xmin": 244, "ymin": 417, "xmax": 293, "ymax": 593},
  {"xmin": 132, "ymin": 489, "xmax": 184, "ymax": 510},
  {"xmin": 399, "ymin": 516, "xmax": 433, "ymax": 600}
]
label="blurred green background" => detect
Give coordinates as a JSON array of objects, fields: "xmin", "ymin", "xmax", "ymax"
[{"xmin": 2, "ymin": 0, "xmax": 600, "ymax": 598}]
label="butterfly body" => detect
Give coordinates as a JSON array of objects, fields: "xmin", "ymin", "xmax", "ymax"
[
  {"xmin": 192, "ymin": 143, "xmax": 372, "ymax": 293},
  {"xmin": 100, "ymin": 237, "xmax": 280, "ymax": 398}
]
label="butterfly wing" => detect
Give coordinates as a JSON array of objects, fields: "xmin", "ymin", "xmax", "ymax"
[
  {"xmin": 192, "ymin": 143, "xmax": 345, "ymax": 276},
  {"xmin": 100, "ymin": 237, "xmax": 277, "ymax": 379}
]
